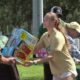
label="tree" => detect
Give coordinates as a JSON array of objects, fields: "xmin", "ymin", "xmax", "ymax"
[
  {"xmin": 0, "ymin": 0, "xmax": 80, "ymax": 35},
  {"xmin": 0, "ymin": 0, "xmax": 32, "ymax": 35}
]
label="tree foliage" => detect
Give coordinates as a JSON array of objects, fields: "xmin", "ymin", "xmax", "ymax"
[
  {"xmin": 44, "ymin": 0, "xmax": 80, "ymax": 22},
  {"xmin": 0, "ymin": 0, "xmax": 80, "ymax": 35},
  {"xmin": 0, "ymin": 0, "xmax": 32, "ymax": 34}
]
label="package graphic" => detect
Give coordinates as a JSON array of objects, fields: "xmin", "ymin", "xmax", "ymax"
[
  {"xmin": 14, "ymin": 41, "xmax": 32, "ymax": 64},
  {"xmin": 2, "ymin": 28, "xmax": 38, "ymax": 64},
  {"xmin": 35, "ymin": 48, "xmax": 47, "ymax": 58}
]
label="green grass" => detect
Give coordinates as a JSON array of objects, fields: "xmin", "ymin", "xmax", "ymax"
[
  {"xmin": 17, "ymin": 64, "xmax": 80, "ymax": 80},
  {"xmin": 17, "ymin": 64, "xmax": 44, "ymax": 80}
]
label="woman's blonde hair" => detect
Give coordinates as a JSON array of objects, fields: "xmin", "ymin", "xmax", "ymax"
[{"xmin": 46, "ymin": 12, "xmax": 70, "ymax": 48}]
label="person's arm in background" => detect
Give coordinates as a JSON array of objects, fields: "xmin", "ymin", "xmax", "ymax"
[
  {"xmin": 0, "ymin": 50, "xmax": 15, "ymax": 64},
  {"xmin": 1, "ymin": 55, "xmax": 15, "ymax": 64},
  {"xmin": 70, "ymin": 45, "xmax": 80, "ymax": 64},
  {"xmin": 68, "ymin": 36, "xmax": 80, "ymax": 64}
]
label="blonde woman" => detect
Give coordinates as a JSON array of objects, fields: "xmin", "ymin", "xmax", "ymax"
[{"xmin": 26, "ymin": 12, "xmax": 77, "ymax": 80}]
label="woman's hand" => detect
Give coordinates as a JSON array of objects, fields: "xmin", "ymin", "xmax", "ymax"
[
  {"xmin": 74, "ymin": 58, "xmax": 80, "ymax": 64},
  {"xmin": 23, "ymin": 60, "xmax": 34, "ymax": 67}
]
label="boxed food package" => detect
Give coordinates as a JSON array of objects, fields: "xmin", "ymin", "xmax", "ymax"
[{"xmin": 2, "ymin": 28, "xmax": 38, "ymax": 64}]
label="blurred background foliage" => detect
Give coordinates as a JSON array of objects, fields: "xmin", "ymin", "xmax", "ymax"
[{"xmin": 0, "ymin": 0, "xmax": 80, "ymax": 35}]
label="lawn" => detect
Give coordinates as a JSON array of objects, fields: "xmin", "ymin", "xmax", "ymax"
[
  {"xmin": 17, "ymin": 64, "xmax": 80, "ymax": 80},
  {"xmin": 17, "ymin": 64, "xmax": 44, "ymax": 80}
]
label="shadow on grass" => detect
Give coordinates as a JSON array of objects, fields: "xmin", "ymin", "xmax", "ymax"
[{"xmin": 21, "ymin": 76, "xmax": 43, "ymax": 80}]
